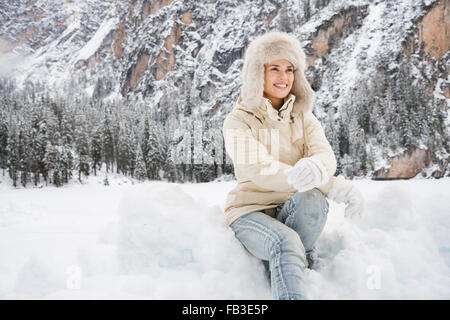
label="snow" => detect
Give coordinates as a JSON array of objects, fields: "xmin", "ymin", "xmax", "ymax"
[
  {"xmin": 74, "ymin": 16, "xmax": 118, "ymax": 63},
  {"xmin": 434, "ymin": 77, "xmax": 450, "ymax": 111},
  {"xmin": 313, "ymin": 1, "xmax": 388, "ymax": 115},
  {"xmin": 84, "ymin": 84, "xmax": 95, "ymax": 97},
  {"xmin": 0, "ymin": 174, "xmax": 449, "ymax": 299},
  {"xmin": 6, "ymin": 0, "xmax": 118, "ymax": 94}
]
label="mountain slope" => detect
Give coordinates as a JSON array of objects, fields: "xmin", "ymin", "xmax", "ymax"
[{"xmin": 0, "ymin": 0, "xmax": 448, "ymax": 179}]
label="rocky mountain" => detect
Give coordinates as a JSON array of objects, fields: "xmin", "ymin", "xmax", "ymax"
[{"xmin": 0, "ymin": 0, "xmax": 448, "ymax": 180}]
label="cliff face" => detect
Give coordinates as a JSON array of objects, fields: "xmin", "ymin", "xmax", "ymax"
[
  {"xmin": 308, "ymin": 5, "xmax": 368, "ymax": 67},
  {"xmin": 305, "ymin": 5, "xmax": 369, "ymax": 90},
  {"xmin": 372, "ymin": 0, "xmax": 449, "ymax": 179},
  {"xmin": 418, "ymin": 0, "xmax": 449, "ymax": 61},
  {"xmin": 0, "ymin": 0, "xmax": 449, "ymax": 179}
]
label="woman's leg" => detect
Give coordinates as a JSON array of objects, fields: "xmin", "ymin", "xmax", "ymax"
[
  {"xmin": 276, "ymin": 188, "xmax": 329, "ymax": 254},
  {"xmin": 230, "ymin": 211, "xmax": 308, "ymax": 300}
]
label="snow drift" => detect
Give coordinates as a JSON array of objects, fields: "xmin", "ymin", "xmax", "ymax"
[{"xmin": 0, "ymin": 176, "xmax": 449, "ymax": 299}]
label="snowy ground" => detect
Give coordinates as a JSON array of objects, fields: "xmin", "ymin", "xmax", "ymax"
[{"xmin": 0, "ymin": 173, "xmax": 449, "ymax": 299}]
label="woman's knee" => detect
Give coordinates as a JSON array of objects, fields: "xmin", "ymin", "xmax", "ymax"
[
  {"xmin": 290, "ymin": 189, "xmax": 329, "ymax": 215},
  {"xmin": 278, "ymin": 189, "xmax": 329, "ymax": 235}
]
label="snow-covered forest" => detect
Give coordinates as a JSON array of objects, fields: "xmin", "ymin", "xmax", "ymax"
[
  {"xmin": 0, "ymin": 79, "xmax": 230, "ymax": 187},
  {"xmin": 0, "ymin": 55, "xmax": 447, "ymax": 188}
]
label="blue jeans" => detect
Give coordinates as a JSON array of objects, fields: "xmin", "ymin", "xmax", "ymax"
[{"xmin": 230, "ymin": 189, "xmax": 329, "ymax": 300}]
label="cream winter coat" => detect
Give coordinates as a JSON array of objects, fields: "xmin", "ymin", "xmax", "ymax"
[{"xmin": 222, "ymin": 32, "xmax": 337, "ymax": 226}]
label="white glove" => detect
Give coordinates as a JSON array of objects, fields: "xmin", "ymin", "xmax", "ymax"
[
  {"xmin": 284, "ymin": 157, "xmax": 329, "ymax": 192},
  {"xmin": 327, "ymin": 175, "xmax": 364, "ymax": 218}
]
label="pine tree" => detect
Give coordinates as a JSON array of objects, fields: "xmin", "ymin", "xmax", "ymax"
[
  {"xmin": 410, "ymin": 77, "xmax": 429, "ymax": 143},
  {"xmin": 195, "ymin": 116, "xmax": 223, "ymax": 182},
  {"xmin": 35, "ymin": 118, "xmax": 49, "ymax": 184},
  {"xmin": 348, "ymin": 112, "xmax": 365, "ymax": 175},
  {"xmin": 102, "ymin": 112, "xmax": 114, "ymax": 173},
  {"xmin": 7, "ymin": 129, "xmax": 19, "ymax": 187},
  {"xmin": 60, "ymin": 146, "xmax": 73, "ymax": 184},
  {"xmin": 304, "ymin": 0, "xmax": 311, "ymax": 21},
  {"xmin": 134, "ymin": 144, "xmax": 147, "ymax": 181},
  {"xmin": 141, "ymin": 117, "xmax": 151, "ymax": 178},
  {"xmin": 117, "ymin": 123, "xmax": 132, "ymax": 176},
  {"xmin": 356, "ymin": 83, "xmax": 371, "ymax": 135},
  {"xmin": 337, "ymin": 117, "xmax": 349, "ymax": 158},
  {"xmin": 128, "ymin": 129, "xmax": 138, "ymax": 177},
  {"xmin": 60, "ymin": 112, "xmax": 74, "ymax": 147},
  {"xmin": 90, "ymin": 126, "xmax": 103, "ymax": 176},
  {"xmin": 164, "ymin": 150, "xmax": 178, "ymax": 182},
  {"xmin": 209, "ymin": 118, "xmax": 224, "ymax": 178},
  {"xmin": 0, "ymin": 112, "xmax": 8, "ymax": 175},
  {"xmin": 192, "ymin": 116, "xmax": 205, "ymax": 182},
  {"xmin": 170, "ymin": 119, "xmax": 191, "ymax": 182},
  {"xmin": 367, "ymin": 145, "xmax": 376, "ymax": 172},
  {"xmin": 44, "ymin": 141, "xmax": 55, "ymax": 185},
  {"xmin": 324, "ymin": 108, "xmax": 339, "ymax": 156},
  {"xmin": 18, "ymin": 128, "xmax": 31, "ymax": 187},
  {"xmin": 111, "ymin": 115, "xmax": 120, "ymax": 174},
  {"xmin": 394, "ymin": 75, "xmax": 412, "ymax": 148},
  {"xmin": 75, "ymin": 122, "xmax": 91, "ymax": 183},
  {"xmin": 52, "ymin": 146, "xmax": 62, "ymax": 187},
  {"xmin": 146, "ymin": 120, "xmax": 164, "ymax": 180},
  {"xmin": 29, "ymin": 108, "xmax": 41, "ymax": 185}
]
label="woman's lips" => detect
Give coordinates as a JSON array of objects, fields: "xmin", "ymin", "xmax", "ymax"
[{"xmin": 274, "ymin": 83, "xmax": 288, "ymax": 90}]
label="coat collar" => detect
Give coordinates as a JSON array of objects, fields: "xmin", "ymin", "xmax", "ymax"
[
  {"xmin": 235, "ymin": 94, "xmax": 299, "ymax": 123},
  {"xmin": 232, "ymin": 95, "xmax": 311, "ymax": 156},
  {"xmin": 262, "ymin": 94, "xmax": 295, "ymax": 123}
]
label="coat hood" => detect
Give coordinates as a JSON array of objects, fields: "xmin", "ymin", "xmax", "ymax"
[{"xmin": 239, "ymin": 31, "xmax": 315, "ymax": 115}]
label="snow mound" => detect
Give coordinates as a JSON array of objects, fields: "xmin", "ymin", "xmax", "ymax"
[
  {"xmin": 1, "ymin": 178, "xmax": 448, "ymax": 299},
  {"xmin": 309, "ymin": 180, "xmax": 450, "ymax": 299},
  {"xmin": 117, "ymin": 182, "xmax": 271, "ymax": 299},
  {"xmin": 14, "ymin": 256, "xmax": 65, "ymax": 298}
]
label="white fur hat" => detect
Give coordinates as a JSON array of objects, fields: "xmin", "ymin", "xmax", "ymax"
[{"xmin": 240, "ymin": 31, "xmax": 315, "ymax": 114}]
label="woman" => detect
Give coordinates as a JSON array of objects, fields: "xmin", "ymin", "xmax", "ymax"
[{"xmin": 222, "ymin": 31, "xmax": 364, "ymax": 300}]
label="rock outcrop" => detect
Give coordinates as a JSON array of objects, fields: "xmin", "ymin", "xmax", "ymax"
[{"xmin": 373, "ymin": 146, "xmax": 431, "ymax": 179}]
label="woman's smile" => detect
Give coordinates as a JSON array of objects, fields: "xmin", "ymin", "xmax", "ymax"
[{"xmin": 274, "ymin": 82, "xmax": 289, "ymax": 89}]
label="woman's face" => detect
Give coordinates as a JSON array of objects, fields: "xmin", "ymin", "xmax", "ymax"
[{"xmin": 263, "ymin": 59, "xmax": 295, "ymax": 102}]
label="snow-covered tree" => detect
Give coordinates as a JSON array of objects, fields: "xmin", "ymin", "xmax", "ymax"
[
  {"xmin": 134, "ymin": 144, "xmax": 147, "ymax": 182},
  {"xmin": 90, "ymin": 126, "xmax": 103, "ymax": 176},
  {"xmin": 0, "ymin": 111, "xmax": 8, "ymax": 175},
  {"xmin": 102, "ymin": 111, "xmax": 115, "ymax": 173},
  {"xmin": 7, "ymin": 129, "xmax": 19, "ymax": 187}
]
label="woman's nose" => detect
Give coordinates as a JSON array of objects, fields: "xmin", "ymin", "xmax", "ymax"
[{"xmin": 278, "ymin": 70, "xmax": 291, "ymax": 79}]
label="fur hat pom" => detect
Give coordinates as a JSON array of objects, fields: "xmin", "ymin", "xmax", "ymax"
[{"xmin": 240, "ymin": 31, "xmax": 315, "ymax": 114}]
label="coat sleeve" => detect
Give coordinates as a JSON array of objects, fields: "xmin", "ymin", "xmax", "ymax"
[{"xmin": 223, "ymin": 113, "xmax": 296, "ymax": 193}]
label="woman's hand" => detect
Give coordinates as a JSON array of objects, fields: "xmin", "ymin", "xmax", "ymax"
[
  {"xmin": 327, "ymin": 175, "xmax": 364, "ymax": 218},
  {"xmin": 284, "ymin": 157, "xmax": 329, "ymax": 192}
]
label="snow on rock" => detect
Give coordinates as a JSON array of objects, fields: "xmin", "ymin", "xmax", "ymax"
[{"xmin": 74, "ymin": 16, "xmax": 118, "ymax": 63}]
